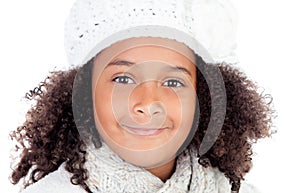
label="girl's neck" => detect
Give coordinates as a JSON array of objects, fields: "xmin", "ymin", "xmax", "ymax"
[{"xmin": 146, "ymin": 158, "xmax": 176, "ymax": 182}]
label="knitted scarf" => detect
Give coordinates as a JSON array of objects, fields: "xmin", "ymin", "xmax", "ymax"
[{"xmin": 84, "ymin": 143, "xmax": 232, "ymax": 193}]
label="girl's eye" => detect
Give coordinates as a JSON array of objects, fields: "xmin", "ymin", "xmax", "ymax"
[
  {"xmin": 162, "ymin": 79, "xmax": 184, "ymax": 88},
  {"xmin": 112, "ymin": 75, "xmax": 135, "ymax": 84}
]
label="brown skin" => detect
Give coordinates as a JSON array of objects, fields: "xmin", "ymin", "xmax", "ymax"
[
  {"xmin": 10, "ymin": 56, "xmax": 274, "ymax": 192},
  {"xmin": 92, "ymin": 38, "xmax": 197, "ymax": 170},
  {"xmin": 147, "ymin": 159, "xmax": 176, "ymax": 182}
]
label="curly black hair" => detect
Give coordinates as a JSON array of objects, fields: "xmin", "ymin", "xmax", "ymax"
[{"xmin": 10, "ymin": 55, "xmax": 273, "ymax": 192}]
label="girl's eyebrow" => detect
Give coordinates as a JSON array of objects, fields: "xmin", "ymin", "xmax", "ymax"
[
  {"xmin": 105, "ymin": 59, "xmax": 135, "ymax": 69},
  {"xmin": 166, "ymin": 66, "xmax": 192, "ymax": 77},
  {"xmin": 105, "ymin": 59, "xmax": 192, "ymax": 77}
]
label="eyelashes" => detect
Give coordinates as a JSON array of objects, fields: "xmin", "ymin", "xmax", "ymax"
[
  {"xmin": 162, "ymin": 79, "xmax": 185, "ymax": 88},
  {"xmin": 112, "ymin": 75, "xmax": 135, "ymax": 84},
  {"xmin": 112, "ymin": 75, "xmax": 185, "ymax": 88}
]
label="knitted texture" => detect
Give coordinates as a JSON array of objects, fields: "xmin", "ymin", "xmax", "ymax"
[
  {"xmin": 21, "ymin": 143, "xmax": 261, "ymax": 193},
  {"xmin": 64, "ymin": 0, "xmax": 238, "ymax": 66},
  {"xmin": 85, "ymin": 143, "xmax": 232, "ymax": 193}
]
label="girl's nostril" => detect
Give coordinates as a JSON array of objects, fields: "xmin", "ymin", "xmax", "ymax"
[{"xmin": 137, "ymin": 109, "xmax": 144, "ymax": 114}]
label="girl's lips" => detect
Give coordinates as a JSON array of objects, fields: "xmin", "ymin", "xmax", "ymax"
[{"xmin": 122, "ymin": 125, "xmax": 166, "ymax": 136}]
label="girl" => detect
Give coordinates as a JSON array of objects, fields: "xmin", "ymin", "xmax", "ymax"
[{"xmin": 10, "ymin": 0, "xmax": 273, "ymax": 192}]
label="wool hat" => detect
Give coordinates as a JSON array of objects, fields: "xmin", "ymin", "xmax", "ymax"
[{"xmin": 64, "ymin": 0, "xmax": 238, "ymax": 66}]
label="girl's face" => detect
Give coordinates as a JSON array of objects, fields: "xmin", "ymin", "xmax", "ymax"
[{"xmin": 92, "ymin": 37, "xmax": 197, "ymax": 168}]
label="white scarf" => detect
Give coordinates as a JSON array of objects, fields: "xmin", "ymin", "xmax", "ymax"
[
  {"xmin": 20, "ymin": 144, "xmax": 258, "ymax": 193},
  {"xmin": 85, "ymin": 143, "xmax": 232, "ymax": 193}
]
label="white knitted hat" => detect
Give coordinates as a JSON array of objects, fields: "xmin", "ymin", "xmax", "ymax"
[{"xmin": 64, "ymin": 0, "xmax": 238, "ymax": 66}]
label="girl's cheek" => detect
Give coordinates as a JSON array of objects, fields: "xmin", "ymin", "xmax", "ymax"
[
  {"xmin": 159, "ymin": 88, "xmax": 182, "ymax": 124},
  {"xmin": 94, "ymin": 78, "xmax": 115, "ymax": 118}
]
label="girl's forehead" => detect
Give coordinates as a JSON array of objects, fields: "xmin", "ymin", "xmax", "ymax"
[{"xmin": 95, "ymin": 37, "xmax": 196, "ymax": 66}]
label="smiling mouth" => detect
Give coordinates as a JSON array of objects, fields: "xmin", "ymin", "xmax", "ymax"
[{"xmin": 121, "ymin": 125, "xmax": 167, "ymax": 136}]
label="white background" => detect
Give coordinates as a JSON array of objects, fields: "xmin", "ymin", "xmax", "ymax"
[{"xmin": 0, "ymin": 0, "xmax": 299, "ymax": 192}]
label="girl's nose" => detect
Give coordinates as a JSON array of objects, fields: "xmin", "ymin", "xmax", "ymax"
[{"xmin": 130, "ymin": 81, "xmax": 165, "ymax": 119}]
